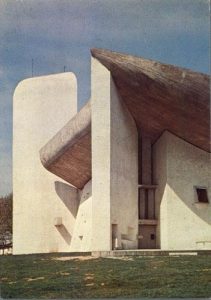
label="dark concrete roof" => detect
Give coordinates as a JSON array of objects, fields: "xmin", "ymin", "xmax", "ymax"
[
  {"xmin": 91, "ymin": 48, "xmax": 210, "ymax": 153},
  {"xmin": 40, "ymin": 48, "xmax": 210, "ymax": 189},
  {"xmin": 40, "ymin": 101, "xmax": 91, "ymax": 189}
]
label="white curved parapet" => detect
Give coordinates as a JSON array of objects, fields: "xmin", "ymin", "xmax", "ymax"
[{"xmin": 13, "ymin": 73, "xmax": 78, "ymax": 254}]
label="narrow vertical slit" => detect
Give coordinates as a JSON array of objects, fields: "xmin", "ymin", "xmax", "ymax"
[
  {"xmin": 138, "ymin": 188, "xmax": 140, "ymax": 219},
  {"xmin": 144, "ymin": 189, "xmax": 148, "ymax": 219}
]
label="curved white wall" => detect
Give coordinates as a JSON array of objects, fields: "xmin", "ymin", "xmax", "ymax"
[
  {"xmin": 153, "ymin": 131, "xmax": 211, "ymax": 250},
  {"xmin": 13, "ymin": 73, "xmax": 78, "ymax": 254}
]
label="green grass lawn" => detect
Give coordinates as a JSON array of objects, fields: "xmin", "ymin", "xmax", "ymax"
[{"xmin": 0, "ymin": 253, "xmax": 211, "ymax": 298}]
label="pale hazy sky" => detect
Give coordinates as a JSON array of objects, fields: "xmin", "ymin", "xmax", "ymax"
[{"xmin": 0, "ymin": 0, "xmax": 209, "ymax": 196}]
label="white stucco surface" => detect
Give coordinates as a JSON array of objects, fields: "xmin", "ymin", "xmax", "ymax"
[
  {"xmin": 110, "ymin": 80, "xmax": 138, "ymax": 250},
  {"xmin": 70, "ymin": 180, "xmax": 92, "ymax": 252},
  {"xmin": 153, "ymin": 132, "xmax": 168, "ymax": 249},
  {"xmin": 91, "ymin": 58, "xmax": 138, "ymax": 251},
  {"xmin": 13, "ymin": 73, "xmax": 78, "ymax": 254},
  {"xmin": 153, "ymin": 131, "xmax": 211, "ymax": 250},
  {"xmin": 91, "ymin": 58, "xmax": 112, "ymax": 251}
]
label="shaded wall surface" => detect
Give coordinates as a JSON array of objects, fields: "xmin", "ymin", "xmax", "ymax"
[
  {"xmin": 110, "ymin": 79, "xmax": 138, "ymax": 250},
  {"xmin": 70, "ymin": 180, "xmax": 92, "ymax": 252},
  {"xmin": 153, "ymin": 131, "xmax": 211, "ymax": 250},
  {"xmin": 91, "ymin": 57, "xmax": 138, "ymax": 251}
]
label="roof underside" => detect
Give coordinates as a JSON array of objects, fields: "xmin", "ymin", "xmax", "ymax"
[
  {"xmin": 40, "ymin": 101, "xmax": 91, "ymax": 189},
  {"xmin": 91, "ymin": 48, "xmax": 210, "ymax": 152},
  {"xmin": 40, "ymin": 48, "xmax": 210, "ymax": 189}
]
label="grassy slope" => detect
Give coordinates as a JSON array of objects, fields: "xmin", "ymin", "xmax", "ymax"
[{"xmin": 0, "ymin": 253, "xmax": 211, "ymax": 298}]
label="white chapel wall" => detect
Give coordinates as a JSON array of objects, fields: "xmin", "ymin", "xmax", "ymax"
[
  {"xmin": 153, "ymin": 131, "xmax": 211, "ymax": 250},
  {"xmin": 152, "ymin": 132, "xmax": 168, "ymax": 249},
  {"xmin": 91, "ymin": 57, "xmax": 138, "ymax": 251},
  {"xmin": 91, "ymin": 58, "xmax": 112, "ymax": 251},
  {"xmin": 70, "ymin": 180, "xmax": 92, "ymax": 252},
  {"xmin": 13, "ymin": 73, "xmax": 78, "ymax": 254},
  {"xmin": 110, "ymin": 79, "xmax": 138, "ymax": 250}
]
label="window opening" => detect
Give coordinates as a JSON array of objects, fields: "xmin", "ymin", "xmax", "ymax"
[
  {"xmin": 196, "ymin": 187, "xmax": 209, "ymax": 203},
  {"xmin": 144, "ymin": 189, "xmax": 148, "ymax": 219},
  {"xmin": 151, "ymin": 234, "xmax": 155, "ymax": 240}
]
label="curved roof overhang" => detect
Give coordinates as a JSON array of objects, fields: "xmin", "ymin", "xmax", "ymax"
[
  {"xmin": 91, "ymin": 48, "xmax": 210, "ymax": 153},
  {"xmin": 40, "ymin": 101, "xmax": 91, "ymax": 189},
  {"xmin": 40, "ymin": 48, "xmax": 210, "ymax": 190}
]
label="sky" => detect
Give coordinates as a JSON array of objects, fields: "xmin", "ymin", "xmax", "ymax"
[{"xmin": 0, "ymin": 0, "xmax": 210, "ymax": 196}]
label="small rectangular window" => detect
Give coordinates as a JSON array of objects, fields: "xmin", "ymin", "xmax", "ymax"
[
  {"xmin": 151, "ymin": 234, "xmax": 155, "ymax": 240},
  {"xmin": 196, "ymin": 187, "xmax": 209, "ymax": 203}
]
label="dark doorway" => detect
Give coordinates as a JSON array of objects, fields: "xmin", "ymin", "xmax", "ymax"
[{"xmin": 138, "ymin": 225, "xmax": 156, "ymax": 249}]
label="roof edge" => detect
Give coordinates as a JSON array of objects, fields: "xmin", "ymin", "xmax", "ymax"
[{"xmin": 40, "ymin": 100, "xmax": 91, "ymax": 169}]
